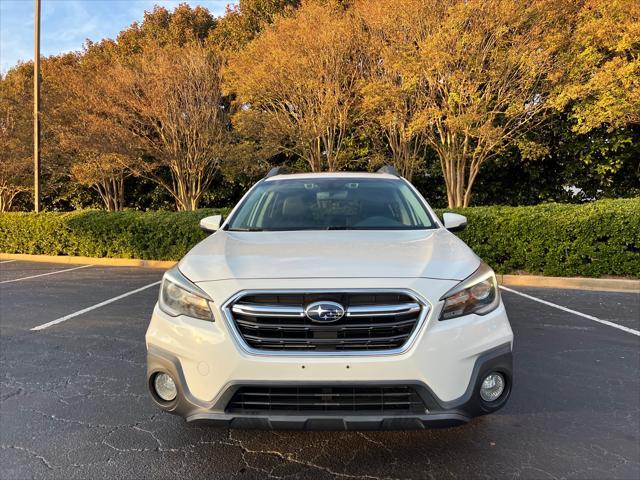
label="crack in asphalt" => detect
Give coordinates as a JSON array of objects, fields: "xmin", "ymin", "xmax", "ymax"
[
  {"xmin": 18, "ymin": 407, "xmax": 161, "ymax": 431},
  {"xmin": 57, "ymin": 416, "xmax": 404, "ymax": 480},
  {"xmin": 2, "ymin": 362, "xmax": 405, "ymax": 480},
  {"xmin": 1, "ymin": 445, "xmax": 56, "ymax": 471},
  {"xmin": 94, "ymin": 421, "xmax": 403, "ymax": 480},
  {"xmin": 356, "ymin": 432, "xmax": 392, "ymax": 453},
  {"xmin": 222, "ymin": 430, "xmax": 404, "ymax": 480},
  {"xmin": 0, "ymin": 387, "xmax": 24, "ymax": 401}
]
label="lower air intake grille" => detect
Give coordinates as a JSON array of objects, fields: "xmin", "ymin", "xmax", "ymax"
[
  {"xmin": 226, "ymin": 385, "xmax": 426, "ymax": 414},
  {"xmin": 226, "ymin": 291, "xmax": 425, "ymax": 352}
]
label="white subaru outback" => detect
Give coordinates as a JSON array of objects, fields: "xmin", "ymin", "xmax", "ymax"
[{"xmin": 146, "ymin": 167, "xmax": 514, "ymax": 430}]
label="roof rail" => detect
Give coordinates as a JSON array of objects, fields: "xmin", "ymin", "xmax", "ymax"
[
  {"xmin": 265, "ymin": 166, "xmax": 288, "ymax": 179},
  {"xmin": 377, "ymin": 165, "xmax": 401, "ymax": 177}
]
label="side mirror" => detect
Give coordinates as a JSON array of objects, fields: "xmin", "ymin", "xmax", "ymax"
[
  {"xmin": 442, "ymin": 212, "xmax": 467, "ymax": 232},
  {"xmin": 199, "ymin": 215, "xmax": 223, "ymax": 233}
]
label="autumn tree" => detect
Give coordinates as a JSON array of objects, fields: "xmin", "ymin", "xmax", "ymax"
[
  {"xmin": 114, "ymin": 3, "xmax": 216, "ymax": 54},
  {"xmin": 357, "ymin": 0, "xmax": 577, "ymax": 207},
  {"xmin": 0, "ymin": 56, "xmax": 75, "ymax": 211},
  {"xmin": 0, "ymin": 51, "xmax": 130, "ymax": 212},
  {"xmin": 525, "ymin": 0, "xmax": 640, "ymax": 197},
  {"xmin": 105, "ymin": 5, "xmax": 227, "ymax": 211},
  {"xmin": 51, "ymin": 46, "xmax": 138, "ymax": 211},
  {"xmin": 61, "ymin": 5, "xmax": 228, "ymax": 211},
  {"xmin": 92, "ymin": 45, "xmax": 230, "ymax": 211},
  {"xmin": 356, "ymin": 0, "xmax": 432, "ymax": 180},
  {"xmin": 226, "ymin": 1, "xmax": 365, "ymax": 172},
  {"xmin": 554, "ymin": 0, "xmax": 640, "ymax": 134},
  {"xmin": 0, "ymin": 66, "xmax": 32, "ymax": 211},
  {"xmin": 211, "ymin": 0, "xmax": 300, "ymax": 51}
]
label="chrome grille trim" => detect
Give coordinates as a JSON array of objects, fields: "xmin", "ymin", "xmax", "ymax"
[
  {"xmin": 346, "ymin": 302, "xmax": 421, "ymax": 317},
  {"xmin": 231, "ymin": 304, "xmax": 304, "ymax": 318},
  {"xmin": 231, "ymin": 302, "xmax": 421, "ymax": 318},
  {"xmin": 222, "ymin": 289, "xmax": 431, "ymax": 357}
]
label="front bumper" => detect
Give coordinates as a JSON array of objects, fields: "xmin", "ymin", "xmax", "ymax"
[{"xmin": 147, "ymin": 341, "xmax": 512, "ymax": 430}]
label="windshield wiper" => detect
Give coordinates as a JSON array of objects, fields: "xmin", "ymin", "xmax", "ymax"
[
  {"xmin": 227, "ymin": 227, "xmax": 265, "ymax": 232},
  {"xmin": 325, "ymin": 226, "xmax": 350, "ymax": 230}
]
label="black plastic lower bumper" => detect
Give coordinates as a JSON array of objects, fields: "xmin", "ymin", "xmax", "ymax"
[
  {"xmin": 146, "ymin": 343, "xmax": 513, "ymax": 431},
  {"xmin": 186, "ymin": 412, "xmax": 470, "ymax": 430}
]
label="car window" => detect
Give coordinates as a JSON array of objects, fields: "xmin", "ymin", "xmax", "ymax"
[{"xmin": 227, "ymin": 178, "xmax": 435, "ymax": 231}]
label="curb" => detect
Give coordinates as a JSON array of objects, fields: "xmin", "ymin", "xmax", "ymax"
[
  {"xmin": 498, "ymin": 274, "xmax": 639, "ymax": 293},
  {"xmin": 0, "ymin": 253, "xmax": 176, "ymax": 270},
  {"xmin": 1, "ymin": 253, "xmax": 638, "ymax": 293}
]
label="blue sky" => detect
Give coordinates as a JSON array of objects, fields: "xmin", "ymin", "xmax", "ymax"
[{"xmin": 0, "ymin": 1, "xmax": 234, "ymax": 73}]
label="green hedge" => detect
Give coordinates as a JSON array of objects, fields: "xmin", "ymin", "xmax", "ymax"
[
  {"xmin": 0, "ymin": 209, "xmax": 229, "ymax": 261},
  {"xmin": 1, "ymin": 199, "xmax": 638, "ymax": 276},
  {"xmin": 434, "ymin": 198, "xmax": 640, "ymax": 277}
]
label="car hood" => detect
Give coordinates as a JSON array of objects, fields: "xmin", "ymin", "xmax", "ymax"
[{"xmin": 179, "ymin": 229, "xmax": 480, "ymax": 283}]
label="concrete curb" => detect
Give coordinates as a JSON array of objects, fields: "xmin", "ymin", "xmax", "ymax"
[
  {"xmin": 0, "ymin": 253, "xmax": 176, "ymax": 270},
  {"xmin": 498, "ymin": 274, "xmax": 639, "ymax": 293},
  {"xmin": 1, "ymin": 253, "xmax": 638, "ymax": 293}
]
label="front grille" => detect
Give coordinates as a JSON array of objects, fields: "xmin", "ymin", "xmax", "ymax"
[
  {"xmin": 226, "ymin": 385, "xmax": 426, "ymax": 414},
  {"xmin": 226, "ymin": 291, "xmax": 424, "ymax": 352}
]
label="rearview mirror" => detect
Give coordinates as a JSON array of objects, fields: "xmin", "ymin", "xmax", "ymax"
[
  {"xmin": 442, "ymin": 212, "xmax": 467, "ymax": 232},
  {"xmin": 199, "ymin": 215, "xmax": 223, "ymax": 233}
]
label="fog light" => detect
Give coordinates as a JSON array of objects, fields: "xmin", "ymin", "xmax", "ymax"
[
  {"xmin": 480, "ymin": 372, "xmax": 505, "ymax": 402},
  {"xmin": 154, "ymin": 373, "xmax": 177, "ymax": 402}
]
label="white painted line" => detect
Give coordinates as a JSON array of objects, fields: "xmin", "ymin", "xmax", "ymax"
[
  {"xmin": 31, "ymin": 281, "xmax": 161, "ymax": 331},
  {"xmin": 0, "ymin": 264, "xmax": 92, "ymax": 284},
  {"xmin": 500, "ymin": 285, "xmax": 640, "ymax": 337},
  {"xmin": 0, "ymin": 260, "xmax": 17, "ymax": 264}
]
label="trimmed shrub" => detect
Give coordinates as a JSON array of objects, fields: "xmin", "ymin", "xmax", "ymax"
[
  {"xmin": 0, "ymin": 209, "xmax": 229, "ymax": 261},
  {"xmin": 0, "ymin": 199, "xmax": 638, "ymax": 277},
  {"xmin": 434, "ymin": 198, "xmax": 640, "ymax": 277}
]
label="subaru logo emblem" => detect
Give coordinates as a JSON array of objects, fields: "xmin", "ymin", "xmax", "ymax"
[{"xmin": 305, "ymin": 301, "xmax": 345, "ymax": 323}]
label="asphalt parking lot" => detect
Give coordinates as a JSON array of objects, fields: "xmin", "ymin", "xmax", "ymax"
[{"xmin": 1, "ymin": 260, "xmax": 638, "ymax": 479}]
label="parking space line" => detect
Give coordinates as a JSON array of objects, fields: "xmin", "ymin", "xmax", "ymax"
[
  {"xmin": 31, "ymin": 280, "xmax": 161, "ymax": 331},
  {"xmin": 500, "ymin": 286, "xmax": 640, "ymax": 337},
  {"xmin": 0, "ymin": 260, "xmax": 17, "ymax": 264},
  {"xmin": 0, "ymin": 264, "xmax": 93, "ymax": 284}
]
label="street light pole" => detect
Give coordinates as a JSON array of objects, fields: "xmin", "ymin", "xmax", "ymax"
[{"xmin": 33, "ymin": 0, "xmax": 41, "ymax": 213}]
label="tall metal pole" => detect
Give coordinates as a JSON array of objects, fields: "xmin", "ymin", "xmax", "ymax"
[{"xmin": 33, "ymin": 0, "xmax": 41, "ymax": 213}]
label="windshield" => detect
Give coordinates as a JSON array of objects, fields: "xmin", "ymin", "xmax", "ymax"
[{"xmin": 227, "ymin": 177, "xmax": 435, "ymax": 231}]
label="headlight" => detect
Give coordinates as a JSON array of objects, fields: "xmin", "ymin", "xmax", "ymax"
[
  {"xmin": 440, "ymin": 262, "xmax": 500, "ymax": 320},
  {"xmin": 158, "ymin": 267, "xmax": 214, "ymax": 321}
]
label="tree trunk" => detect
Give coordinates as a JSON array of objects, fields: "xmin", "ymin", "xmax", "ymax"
[
  {"xmin": 439, "ymin": 151, "xmax": 467, "ymax": 208},
  {"xmin": 117, "ymin": 173, "xmax": 125, "ymax": 211},
  {"xmin": 387, "ymin": 128, "xmax": 418, "ymax": 182},
  {"xmin": 188, "ymin": 193, "xmax": 199, "ymax": 211},
  {"xmin": 462, "ymin": 159, "xmax": 484, "ymax": 207},
  {"xmin": 96, "ymin": 173, "xmax": 126, "ymax": 212},
  {"xmin": 167, "ymin": 161, "xmax": 211, "ymax": 211},
  {"xmin": 0, "ymin": 190, "xmax": 19, "ymax": 212},
  {"xmin": 306, "ymin": 140, "xmax": 323, "ymax": 172},
  {"xmin": 174, "ymin": 190, "xmax": 199, "ymax": 211},
  {"xmin": 463, "ymin": 185, "xmax": 473, "ymax": 208}
]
